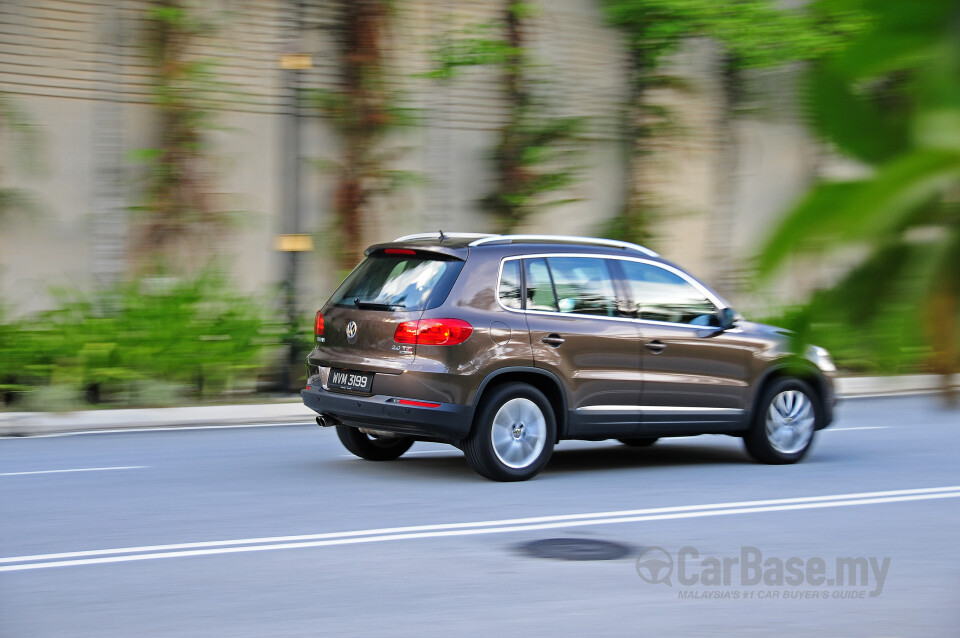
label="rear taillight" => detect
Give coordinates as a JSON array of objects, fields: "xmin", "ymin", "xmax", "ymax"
[
  {"xmin": 394, "ymin": 318, "xmax": 472, "ymax": 346},
  {"xmin": 314, "ymin": 310, "xmax": 324, "ymax": 337}
]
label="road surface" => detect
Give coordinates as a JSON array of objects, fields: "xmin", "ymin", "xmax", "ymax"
[{"xmin": 1, "ymin": 395, "xmax": 958, "ymax": 637}]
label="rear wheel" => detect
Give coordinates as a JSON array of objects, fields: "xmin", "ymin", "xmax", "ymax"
[
  {"xmin": 743, "ymin": 378, "xmax": 820, "ymax": 464},
  {"xmin": 618, "ymin": 437, "xmax": 659, "ymax": 447},
  {"xmin": 336, "ymin": 425, "xmax": 414, "ymax": 461},
  {"xmin": 464, "ymin": 383, "xmax": 556, "ymax": 481}
]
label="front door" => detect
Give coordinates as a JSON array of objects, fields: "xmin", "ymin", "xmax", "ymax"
[{"xmin": 617, "ymin": 258, "xmax": 752, "ymax": 432}]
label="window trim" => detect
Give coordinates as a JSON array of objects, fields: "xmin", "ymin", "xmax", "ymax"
[{"xmin": 495, "ymin": 253, "xmax": 730, "ymax": 329}]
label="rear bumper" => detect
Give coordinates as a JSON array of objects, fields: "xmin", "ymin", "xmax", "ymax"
[{"xmin": 301, "ymin": 386, "xmax": 474, "ymax": 442}]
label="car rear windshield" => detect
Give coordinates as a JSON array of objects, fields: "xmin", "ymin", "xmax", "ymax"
[{"xmin": 329, "ymin": 252, "xmax": 465, "ymax": 311}]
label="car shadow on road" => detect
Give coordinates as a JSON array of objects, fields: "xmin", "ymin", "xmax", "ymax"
[
  {"xmin": 320, "ymin": 439, "xmax": 754, "ymax": 481},
  {"xmin": 323, "ymin": 453, "xmax": 478, "ymax": 481},
  {"xmin": 543, "ymin": 441, "xmax": 750, "ymax": 477}
]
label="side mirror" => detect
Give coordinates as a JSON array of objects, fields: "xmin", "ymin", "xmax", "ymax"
[{"xmin": 717, "ymin": 307, "xmax": 737, "ymax": 330}]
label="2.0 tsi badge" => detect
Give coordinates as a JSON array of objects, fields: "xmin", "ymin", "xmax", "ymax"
[{"xmin": 345, "ymin": 320, "xmax": 358, "ymax": 343}]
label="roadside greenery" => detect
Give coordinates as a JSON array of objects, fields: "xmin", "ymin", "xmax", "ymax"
[
  {"xmin": 601, "ymin": 0, "xmax": 865, "ymax": 245},
  {"xmin": 757, "ymin": 0, "xmax": 960, "ymax": 400},
  {"xmin": 0, "ymin": 276, "xmax": 283, "ymax": 409}
]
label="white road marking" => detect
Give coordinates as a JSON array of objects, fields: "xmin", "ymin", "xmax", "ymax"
[
  {"xmin": 3, "ymin": 485, "xmax": 959, "ymax": 572},
  {"xmin": 825, "ymin": 426, "xmax": 890, "ymax": 432},
  {"xmin": 0, "ymin": 466, "xmax": 146, "ymax": 477}
]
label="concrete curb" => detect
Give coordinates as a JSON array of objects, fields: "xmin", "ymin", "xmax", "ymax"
[
  {"xmin": 0, "ymin": 401, "xmax": 317, "ymax": 437},
  {"xmin": 1, "ymin": 375, "xmax": 956, "ymax": 437},
  {"xmin": 836, "ymin": 374, "xmax": 958, "ymax": 398}
]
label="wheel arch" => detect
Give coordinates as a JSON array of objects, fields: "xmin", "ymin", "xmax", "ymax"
[
  {"xmin": 470, "ymin": 367, "xmax": 568, "ymax": 442},
  {"xmin": 751, "ymin": 360, "xmax": 830, "ymax": 429}
]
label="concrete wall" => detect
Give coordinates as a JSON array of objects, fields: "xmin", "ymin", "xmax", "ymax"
[{"xmin": 1, "ymin": 0, "xmax": 828, "ymax": 317}]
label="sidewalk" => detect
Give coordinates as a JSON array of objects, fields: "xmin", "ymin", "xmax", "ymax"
[{"xmin": 1, "ymin": 375, "xmax": 956, "ymax": 437}]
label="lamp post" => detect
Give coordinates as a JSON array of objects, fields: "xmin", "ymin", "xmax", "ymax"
[{"xmin": 277, "ymin": 0, "xmax": 312, "ymax": 392}]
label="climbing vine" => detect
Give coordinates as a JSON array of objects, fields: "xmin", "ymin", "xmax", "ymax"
[
  {"xmin": 430, "ymin": 1, "xmax": 584, "ymax": 233},
  {"xmin": 311, "ymin": 0, "xmax": 419, "ymax": 272},
  {"xmin": 134, "ymin": 1, "xmax": 228, "ymax": 270}
]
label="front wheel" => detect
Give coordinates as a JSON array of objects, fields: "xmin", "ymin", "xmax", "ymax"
[
  {"xmin": 743, "ymin": 378, "xmax": 820, "ymax": 464},
  {"xmin": 463, "ymin": 383, "xmax": 556, "ymax": 481},
  {"xmin": 336, "ymin": 425, "xmax": 414, "ymax": 461}
]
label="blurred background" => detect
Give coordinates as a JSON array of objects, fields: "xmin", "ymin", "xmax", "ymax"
[{"xmin": 0, "ymin": 0, "xmax": 957, "ymax": 409}]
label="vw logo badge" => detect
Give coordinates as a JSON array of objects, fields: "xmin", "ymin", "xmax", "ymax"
[{"xmin": 345, "ymin": 321, "xmax": 358, "ymax": 342}]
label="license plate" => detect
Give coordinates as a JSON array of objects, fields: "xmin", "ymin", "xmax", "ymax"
[{"xmin": 328, "ymin": 368, "xmax": 373, "ymax": 393}]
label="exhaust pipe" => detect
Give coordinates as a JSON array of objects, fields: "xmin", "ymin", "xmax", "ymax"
[{"xmin": 316, "ymin": 414, "xmax": 338, "ymax": 428}]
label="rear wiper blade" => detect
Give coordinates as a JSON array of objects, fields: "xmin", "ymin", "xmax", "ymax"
[{"xmin": 353, "ymin": 298, "xmax": 405, "ymax": 311}]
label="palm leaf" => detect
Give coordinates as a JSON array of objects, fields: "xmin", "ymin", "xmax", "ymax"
[
  {"xmin": 757, "ymin": 150, "xmax": 960, "ymax": 276},
  {"xmin": 755, "ymin": 181, "xmax": 864, "ymax": 275}
]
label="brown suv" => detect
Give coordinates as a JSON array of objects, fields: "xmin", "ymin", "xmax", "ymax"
[{"xmin": 301, "ymin": 233, "xmax": 836, "ymax": 481}]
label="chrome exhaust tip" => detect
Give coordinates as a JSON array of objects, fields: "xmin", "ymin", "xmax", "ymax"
[{"xmin": 316, "ymin": 414, "xmax": 338, "ymax": 427}]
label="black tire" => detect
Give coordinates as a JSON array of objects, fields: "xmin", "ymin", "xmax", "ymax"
[
  {"xmin": 743, "ymin": 378, "xmax": 821, "ymax": 464},
  {"xmin": 336, "ymin": 425, "xmax": 414, "ymax": 461},
  {"xmin": 618, "ymin": 437, "xmax": 659, "ymax": 447},
  {"xmin": 463, "ymin": 383, "xmax": 556, "ymax": 481}
]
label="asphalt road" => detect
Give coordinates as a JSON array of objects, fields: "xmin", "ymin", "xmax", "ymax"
[{"xmin": 1, "ymin": 395, "xmax": 958, "ymax": 637}]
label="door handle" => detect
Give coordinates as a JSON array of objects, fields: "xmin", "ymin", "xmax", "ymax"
[
  {"xmin": 644, "ymin": 340, "xmax": 666, "ymax": 354},
  {"xmin": 541, "ymin": 334, "xmax": 565, "ymax": 347}
]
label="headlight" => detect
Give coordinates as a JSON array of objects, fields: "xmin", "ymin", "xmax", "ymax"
[{"xmin": 806, "ymin": 345, "xmax": 836, "ymax": 373}]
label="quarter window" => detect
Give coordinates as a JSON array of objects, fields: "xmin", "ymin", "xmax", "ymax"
[
  {"xmin": 620, "ymin": 260, "xmax": 718, "ymax": 326},
  {"xmin": 544, "ymin": 257, "xmax": 618, "ymax": 317},
  {"xmin": 499, "ymin": 260, "xmax": 522, "ymax": 309}
]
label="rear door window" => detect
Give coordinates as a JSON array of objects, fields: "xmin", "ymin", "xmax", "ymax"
[
  {"xmin": 545, "ymin": 257, "xmax": 618, "ymax": 317},
  {"xmin": 329, "ymin": 252, "xmax": 464, "ymax": 311}
]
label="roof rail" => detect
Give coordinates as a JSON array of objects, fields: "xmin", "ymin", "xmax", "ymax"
[
  {"xmin": 393, "ymin": 232, "xmax": 496, "ymax": 242},
  {"xmin": 468, "ymin": 234, "xmax": 659, "ymax": 257}
]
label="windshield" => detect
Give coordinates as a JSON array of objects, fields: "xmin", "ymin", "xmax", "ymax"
[{"xmin": 329, "ymin": 253, "xmax": 464, "ymax": 311}]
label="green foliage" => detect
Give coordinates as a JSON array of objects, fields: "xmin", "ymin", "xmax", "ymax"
[
  {"xmin": 423, "ymin": 23, "xmax": 517, "ymax": 81},
  {"xmin": 428, "ymin": 2, "xmax": 585, "ymax": 232},
  {"xmin": 310, "ymin": 1, "xmax": 422, "ymax": 270},
  {"xmin": 0, "ymin": 276, "xmax": 282, "ymax": 408},
  {"xmin": 762, "ymin": 240, "xmax": 943, "ymax": 374},
  {"xmin": 602, "ymin": 0, "xmax": 866, "ymax": 244},
  {"xmin": 482, "ymin": 107, "xmax": 585, "ymax": 231},
  {"xmin": 757, "ymin": 0, "xmax": 960, "ymax": 387},
  {"xmin": 132, "ymin": 1, "xmax": 235, "ymax": 266},
  {"xmin": 604, "ymin": 0, "xmax": 862, "ymax": 70}
]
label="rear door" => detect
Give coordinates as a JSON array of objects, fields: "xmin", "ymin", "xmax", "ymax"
[
  {"xmin": 317, "ymin": 250, "xmax": 465, "ymax": 378},
  {"xmin": 521, "ymin": 255, "xmax": 643, "ymax": 437}
]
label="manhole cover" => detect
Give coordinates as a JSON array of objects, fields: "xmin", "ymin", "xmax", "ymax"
[{"xmin": 518, "ymin": 538, "xmax": 631, "ymax": 561}]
